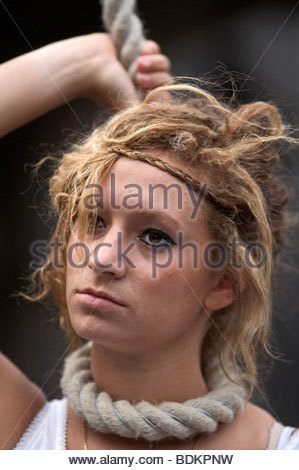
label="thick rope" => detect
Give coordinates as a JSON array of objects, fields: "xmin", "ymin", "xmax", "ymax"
[
  {"xmin": 61, "ymin": 342, "xmax": 247, "ymax": 442},
  {"xmin": 100, "ymin": 0, "xmax": 146, "ymax": 77}
]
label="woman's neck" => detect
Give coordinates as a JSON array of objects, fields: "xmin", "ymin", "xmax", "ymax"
[{"xmin": 90, "ymin": 339, "xmax": 209, "ymax": 404}]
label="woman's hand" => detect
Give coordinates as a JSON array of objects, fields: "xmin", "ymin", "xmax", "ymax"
[
  {"xmin": 80, "ymin": 33, "xmax": 172, "ymax": 111},
  {"xmin": 135, "ymin": 40, "xmax": 172, "ymax": 92},
  {"xmin": 0, "ymin": 33, "xmax": 171, "ymax": 137}
]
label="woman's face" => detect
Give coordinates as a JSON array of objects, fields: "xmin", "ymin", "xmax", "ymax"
[{"xmin": 65, "ymin": 152, "xmax": 232, "ymax": 355}]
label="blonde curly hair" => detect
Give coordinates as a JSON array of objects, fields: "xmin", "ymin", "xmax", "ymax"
[{"xmin": 23, "ymin": 81, "xmax": 296, "ymax": 396}]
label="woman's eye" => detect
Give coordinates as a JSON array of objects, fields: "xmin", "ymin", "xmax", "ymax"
[
  {"xmin": 88, "ymin": 214, "xmax": 105, "ymax": 232},
  {"xmin": 139, "ymin": 229, "xmax": 176, "ymax": 248},
  {"xmin": 95, "ymin": 215, "xmax": 105, "ymax": 228},
  {"xmin": 90, "ymin": 216, "xmax": 175, "ymax": 248}
]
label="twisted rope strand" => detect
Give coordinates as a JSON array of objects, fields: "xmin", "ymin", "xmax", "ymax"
[{"xmin": 101, "ymin": 0, "xmax": 146, "ymax": 77}]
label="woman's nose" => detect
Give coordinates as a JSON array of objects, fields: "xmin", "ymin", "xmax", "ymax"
[{"xmin": 88, "ymin": 230, "xmax": 136, "ymax": 277}]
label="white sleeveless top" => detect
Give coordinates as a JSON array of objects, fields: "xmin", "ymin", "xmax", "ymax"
[{"xmin": 13, "ymin": 398, "xmax": 299, "ymax": 450}]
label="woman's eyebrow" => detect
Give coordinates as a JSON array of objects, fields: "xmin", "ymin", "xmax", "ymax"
[{"xmin": 127, "ymin": 209, "xmax": 183, "ymax": 229}]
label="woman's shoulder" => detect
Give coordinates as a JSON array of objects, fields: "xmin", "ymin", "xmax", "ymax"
[
  {"xmin": 240, "ymin": 402, "xmax": 278, "ymax": 449},
  {"xmin": 194, "ymin": 401, "xmax": 277, "ymax": 450},
  {"xmin": 221, "ymin": 401, "xmax": 299, "ymax": 450},
  {"xmin": 226, "ymin": 401, "xmax": 277, "ymax": 449},
  {"xmin": 0, "ymin": 352, "xmax": 47, "ymax": 449},
  {"xmin": 245, "ymin": 403, "xmax": 299, "ymax": 449}
]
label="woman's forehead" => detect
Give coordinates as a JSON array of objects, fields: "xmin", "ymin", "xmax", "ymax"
[
  {"xmin": 85, "ymin": 152, "xmax": 211, "ymax": 231},
  {"xmin": 96, "ymin": 154, "xmax": 209, "ymax": 222}
]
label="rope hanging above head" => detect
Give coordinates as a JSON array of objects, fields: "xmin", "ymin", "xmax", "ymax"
[{"xmin": 100, "ymin": 0, "xmax": 146, "ymax": 77}]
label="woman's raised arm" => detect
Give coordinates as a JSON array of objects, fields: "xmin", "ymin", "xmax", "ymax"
[{"xmin": 0, "ymin": 33, "xmax": 171, "ymax": 137}]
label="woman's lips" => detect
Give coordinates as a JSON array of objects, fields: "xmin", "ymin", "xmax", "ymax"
[{"xmin": 77, "ymin": 292, "xmax": 125, "ymax": 311}]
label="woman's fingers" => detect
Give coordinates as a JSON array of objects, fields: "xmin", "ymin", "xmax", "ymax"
[
  {"xmin": 133, "ymin": 40, "xmax": 172, "ymax": 99},
  {"xmin": 135, "ymin": 71, "xmax": 172, "ymax": 90},
  {"xmin": 141, "ymin": 40, "xmax": 161, "ymax": 55},
  {"xmin": 136, "ymin": 54, "xmax": 171, "ymax": 74}
]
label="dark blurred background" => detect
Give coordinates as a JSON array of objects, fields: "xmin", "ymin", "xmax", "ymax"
[{"xmin": 0, "ymin": 0, "xmax": 299, "ymax": 426}]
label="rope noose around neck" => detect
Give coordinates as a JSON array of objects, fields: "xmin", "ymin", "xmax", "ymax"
[
  {"xmin": 100, "ymin": 0, "xmax": 146, "ymax": 77},
  {"xmin": 61, "ymin": 342, "xmax": 247, "ymax": 442}
]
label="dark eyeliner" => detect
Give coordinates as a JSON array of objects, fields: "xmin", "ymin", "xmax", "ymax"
[
  {"xmin": 140, "ymin": 228, "xmax": 176, "ymax": 247},
  {"xmin": 92, "ymin": 214, "xmax": 176, "ymax": 248}
]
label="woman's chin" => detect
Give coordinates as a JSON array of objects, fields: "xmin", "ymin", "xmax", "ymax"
[{"xmin": 69, "ymin": 316, "xmax": 128, "ymax": 350}]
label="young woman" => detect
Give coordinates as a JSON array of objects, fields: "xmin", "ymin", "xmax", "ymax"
[{"xmin": 0, "ymin": 32, "xmax": 298, "ymax": 450}]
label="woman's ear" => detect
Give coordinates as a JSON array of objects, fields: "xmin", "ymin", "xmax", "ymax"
[{"xmin": 203, "ymin": 271, "xmax": 245, "ymax": 312}]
